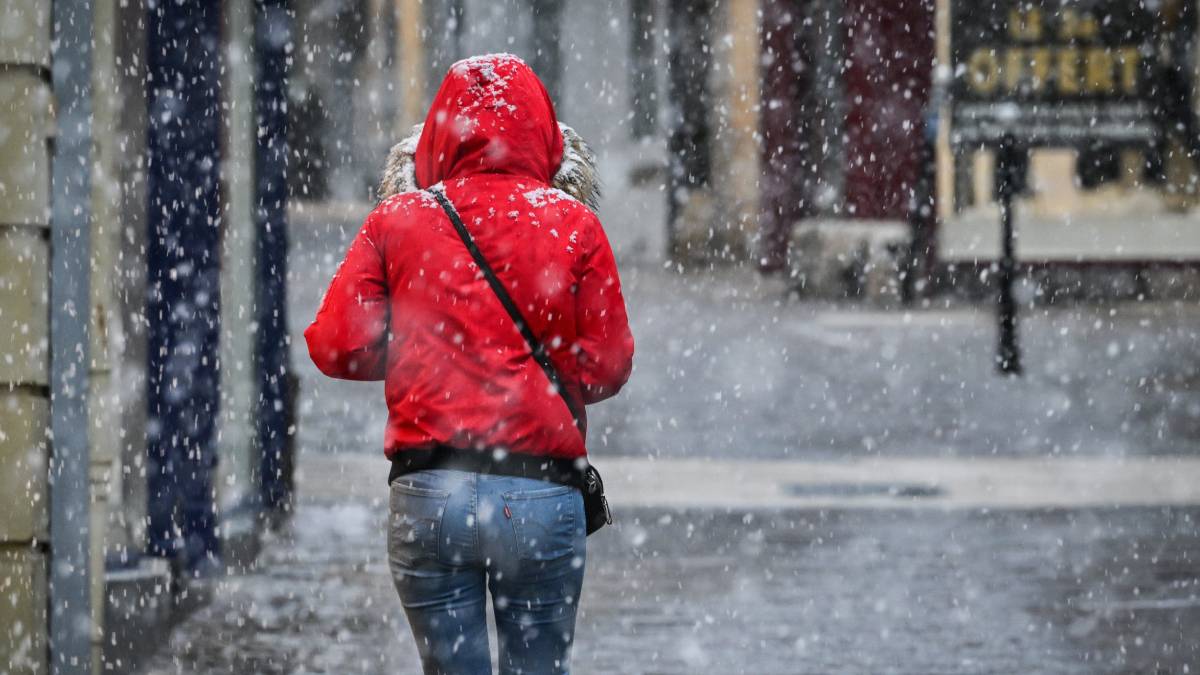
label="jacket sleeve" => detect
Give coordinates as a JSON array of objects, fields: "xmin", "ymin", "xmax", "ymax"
[
  {"xmin": 304, "ymin": 213, "xmax": 390, "ymax": 380},
  {"xmin": 574, "ymin": 220, "xmax": 634, "ymax": 404}
]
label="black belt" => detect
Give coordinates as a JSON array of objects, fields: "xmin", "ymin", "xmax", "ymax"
[{"xmin": 387, "ymin": 445, "xmax": 586, "ymax": 489}]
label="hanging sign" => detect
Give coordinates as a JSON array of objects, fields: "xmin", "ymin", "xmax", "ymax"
[{"xmin": 950, "ymin": 1, "xmax": 1179, "ymax": 146}]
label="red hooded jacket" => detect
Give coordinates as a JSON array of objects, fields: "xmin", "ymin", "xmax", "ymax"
[{"xmin": 304, "ymin": 54, "xmax": 634, "ymax": 475}]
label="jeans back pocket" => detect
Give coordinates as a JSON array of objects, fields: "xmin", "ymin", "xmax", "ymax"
[
  {"xmin": 388, "ymin": 480, "xmax": 450, "ymax": 566},
  {"xmin": 502, "ymin": 484, "xmax": 579, "ymax": 562}
]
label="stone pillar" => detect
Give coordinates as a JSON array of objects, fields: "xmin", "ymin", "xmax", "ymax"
[
  {"xmin": 709, "ymin": 0, "xmax": 761, "ymax": 262},
  {"xmin": 934, "ymin": 0, "xmax": 956, "ymax": 219},
  {"xmin": 0, "ymin": 0, "xmax": 53, "ymax": 671},
  {"xmin": 394, "ymin": 0, "xmax": 427, "ymax": 135}
]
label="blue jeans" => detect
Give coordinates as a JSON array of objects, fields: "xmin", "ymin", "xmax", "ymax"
[{"xmin": 387, "ymin": 469, "xmax": 587, "ymax": 675}]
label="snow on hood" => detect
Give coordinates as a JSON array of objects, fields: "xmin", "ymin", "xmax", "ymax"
[
  {"xmin": 379, "ymin": 120, "xmax": 601, "ymax": 211},
  {"xmin": 380, "ymin": 53, "xmax": 599, "ymax": 210}
]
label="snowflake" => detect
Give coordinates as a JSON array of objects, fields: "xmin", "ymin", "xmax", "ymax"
[{"xmin": 523, "ymin": 187, "xmax": 569, "ymax": 208}]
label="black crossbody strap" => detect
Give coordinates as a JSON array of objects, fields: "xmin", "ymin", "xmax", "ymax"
[{"xmin": 429, "ymin": 189, "xmax": 585, "ymax": 435}]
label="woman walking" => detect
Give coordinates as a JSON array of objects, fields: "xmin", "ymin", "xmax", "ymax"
[{"xmin": 304, "ymin": 54, "xmax": 634, "ymax": 675}]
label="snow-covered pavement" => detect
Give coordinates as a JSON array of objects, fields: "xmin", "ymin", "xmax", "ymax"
[{"xmin": 300, "ymin": 452, "xmax": 1200, "ymax": 510}]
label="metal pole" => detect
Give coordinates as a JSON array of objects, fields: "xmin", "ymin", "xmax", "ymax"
[
  {"xmin": 904, "ymin": 110, "xmax": 938, "ymax": 304},
  {"xmin": 254, "ymin": 0, "xmax": 294, "ymax": 519},
  {"xmin": 49, "ymin": 0, "xmax": 93, "ymax": 671},
  {"xmin": 996, "ymin": 133, "xmax": 1022, "ymax": 375}
]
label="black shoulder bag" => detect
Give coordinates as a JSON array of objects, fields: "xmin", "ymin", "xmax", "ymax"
[{"xmin": 429, "ymin": 189, "xmax": 612, "ymax": 535}]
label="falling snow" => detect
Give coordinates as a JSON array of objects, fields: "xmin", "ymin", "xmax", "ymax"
[{"xmin": 3, "ymin": 0, "xmax": 1200, "ymax": 674}]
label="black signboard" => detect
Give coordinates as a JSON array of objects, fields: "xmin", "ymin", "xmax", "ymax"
[{"xmin": 951, "ymin": 0, "xmax": 1186, "ymax": 146}]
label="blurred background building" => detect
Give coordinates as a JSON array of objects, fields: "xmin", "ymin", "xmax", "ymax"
[
  {"xmin": 285, "ymin": 0, "xmax": 1200, "ymax": 298},
  {"xmin": 2, "ymin": 0, "xmax": 1199, "ymax": 673}
]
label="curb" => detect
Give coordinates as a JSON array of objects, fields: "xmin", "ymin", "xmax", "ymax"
[{"xmin": 296, "ymin": 453, "xmax": 1200, "ymax": 510}]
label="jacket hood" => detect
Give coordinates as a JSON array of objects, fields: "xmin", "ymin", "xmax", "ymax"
[
  {"xmin": 424, "ymin": 54, "xmax": 560, "ymax": 186},
  {"xmin": 379, "ymin": 121, "xmax": 601, "ymax": 211},
  {"xmin": 380, "ymin": 53, "xmax": 600, "ymax": 210}
]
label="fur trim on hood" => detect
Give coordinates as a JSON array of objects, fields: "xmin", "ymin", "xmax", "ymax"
[{"xmin": 378, "ymin": 123, "xmax": 601, "ymax": 211}]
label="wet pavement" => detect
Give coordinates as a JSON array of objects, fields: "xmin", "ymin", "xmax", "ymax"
[
  {"xmin": 141, "ymin": 495, "xmax": 1200, "ymax": 674},
  {"xmin": 590, "ymin": 267, "xmax": 1200, "ymax": 461}
]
